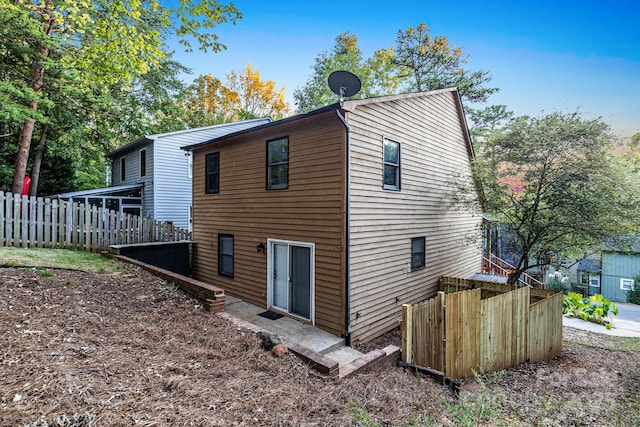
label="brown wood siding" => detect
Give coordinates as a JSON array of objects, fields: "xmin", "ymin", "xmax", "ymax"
[
  {"xmin": 190, "ymin": 111, "xmax": 347, "ymax": 336},
  {"xmin": 346, "ymin": 91, "xmax": 482, "ymax": 342}
]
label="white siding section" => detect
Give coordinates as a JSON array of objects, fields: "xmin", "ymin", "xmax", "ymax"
[
  {"xmin": 153, "ymin": 119, "xmax": 271, "ymax": 229},
  {"xmin": 345, "ymin": 90, "xmax": 483, "ymax": 342}
]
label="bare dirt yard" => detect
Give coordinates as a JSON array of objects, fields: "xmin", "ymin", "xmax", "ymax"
[{"xmin": 1, "ymin": 264, "xmax": 639, "ymax": 426}]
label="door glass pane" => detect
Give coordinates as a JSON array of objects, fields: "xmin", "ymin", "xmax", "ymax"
[
  {"xmin": 290, "ymin": 246, "xmax": 311, "ymax": 319},
  {"xmin": 273, "ymin": 244, "xmax": 289, "ymax": 310}
]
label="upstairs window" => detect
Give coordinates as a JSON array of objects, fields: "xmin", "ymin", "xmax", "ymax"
[
  {"xmin": 218, "ymin": 234, "xmax": 234, "ymax": 277},
  {"xmin": 139, "ymin": 149, "xmax": 147, "ymax": 177},
  {"xmin": 120, "ymin": 157, "xmax": 126, "ymax": 182},
  {"xmin": 267, "ymin": 137, "xmax": 289, "ymax": 190},
  {"xmin": 206, "ymin": 152, "xmax": 220, "ymax": 194},
  {"xmin": 383, "ymin": 138, "xmax": 400, "ymax": 190},
  {"xmin": 411, "ymin": 237, "xmax": 425, "ymax": 271}
]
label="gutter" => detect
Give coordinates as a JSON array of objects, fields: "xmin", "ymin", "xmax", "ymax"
[{"xmin": 335, "ymin": 109, "xmax": 352, "ymax": 346}]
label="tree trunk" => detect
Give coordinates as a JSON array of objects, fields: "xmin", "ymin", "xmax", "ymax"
[
  {"xmin": 30, "ymin": 125, "xmax": 48, "ymax": 197},
  {"xmin": 10, "ymin": 2, "xmax": 54, "ymax": 195}
]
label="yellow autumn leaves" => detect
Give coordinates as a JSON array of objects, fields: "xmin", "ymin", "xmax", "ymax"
[{"xmin": 181, "ymin": 64, "xmax": 290, "ymax": 126}]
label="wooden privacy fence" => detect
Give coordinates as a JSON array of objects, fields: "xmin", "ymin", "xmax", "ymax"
[
  {"xmin": 0, "ymin": 191, "xmax": 190, "ymax": 253},
  {"xmin": 402, "ymin": 277, "xmax": 563, "ymax": 378}
]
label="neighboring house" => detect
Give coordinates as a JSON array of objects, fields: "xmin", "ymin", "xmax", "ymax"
[
  {"xmin": 183, "ymin": 88, "xmax": 483, "ymax": 343},
  {"xmin": 576, "ymin": 257, "xmax": 602, "ymax": 296},
  {"xmin": 600, "ymin": 249, "xmax": 640, "ymax": 302},
  {"xmin": 56, "ymin": 119, "xmax": 270, "ymax": 230}
]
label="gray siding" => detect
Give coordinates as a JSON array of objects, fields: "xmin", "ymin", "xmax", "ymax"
[
  {"xmin": 111, "ymin": 140, "xmax": 154, "ymax": 216},
  {"xmin": 344, "ymin": 90, "xmax": 483, "ymax": 342}
]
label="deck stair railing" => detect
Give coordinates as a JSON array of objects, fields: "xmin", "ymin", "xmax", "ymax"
[{"xmin": 482, "ymin": 253, "xmax": 545, "ymax": 289}]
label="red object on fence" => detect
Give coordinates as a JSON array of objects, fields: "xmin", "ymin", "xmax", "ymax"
[{"xmin": 22, "ymin": 176, "xmax": 31, "ymax": 196}]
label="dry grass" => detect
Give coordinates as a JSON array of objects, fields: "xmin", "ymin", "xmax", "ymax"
[{"xmin": 1, "ymin": 263, "xmax": 639, "ymax": 426}]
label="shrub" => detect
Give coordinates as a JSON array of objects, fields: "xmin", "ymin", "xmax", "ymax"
[
  {"xmin": 627, "ymin": 274, "xmax": 640, "ymax": 305},
  {"xmin": 547, "ymin": 271, "xmax": 569, "ymax": 293},
  {"xmin": 563, "ymin": 292, "xmax": 618, "ymax": 329}
]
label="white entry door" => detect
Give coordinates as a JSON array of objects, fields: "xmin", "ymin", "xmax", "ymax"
[{"xmin": 268, "ymin": 239, "xmax": 314, "ymax": 323}]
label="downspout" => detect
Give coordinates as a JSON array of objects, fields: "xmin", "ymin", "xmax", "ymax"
[{"xmin": 335, "ymin": 109, "xmax": 352, "ymax": 346}]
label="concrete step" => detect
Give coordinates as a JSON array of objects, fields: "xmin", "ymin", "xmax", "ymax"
[{"xmin": 324, "ymin": 346, "xmax": 364, "ymax": 366}]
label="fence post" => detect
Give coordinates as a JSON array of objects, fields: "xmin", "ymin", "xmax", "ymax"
[
  {"xmin": 0, "ymin": 191, "xmax": 4, "ymax": 246},
  {"xmin": 20, "ymin": 195, "xmax": 28, "ymax": 248},
  {"xmin": 402, "ymin": 304, "xmax": 413, "ymax": 364},
  {"xmin": 438, "ymin": 291, "xmax": 446, "ymax": 376}
]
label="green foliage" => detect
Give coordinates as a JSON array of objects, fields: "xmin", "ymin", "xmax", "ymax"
[
  {"xmin": 36, "ymin": 266, "xmax": 53, "ymax": 277},
  {"xmin": 563, "ymin": 292, "xmax": 618, "ymax": 329},
  {"xmin": 393, "ymin": 23, "xmax": 498, "ymax": 103},
  {"xmin": 454, "ymin": 111, "xmax": 640, "ymax": 284},
  {"xmin": 1, "ymin": 0, "xmax": 241, "ymax": 194},
  {"xmin": 444, "ymin": 371, "xmax": 502, "ymax": 427},
  {"xmin": 546, "ymin": 279, "xmax": 569, "ymax": 293},
  {"xmin": 348, "ymin": 399, "xmax": 381, "ymax": 427},
  {"xmin": 0, "ymin": 247, "xmax": 121, "ymax": 273},
  {"xmin": 546, "ymin": 271, "xmax": 570, "ymax": 293},
  {"xmin": 294, "ymin": 32, "xmax": 405, "ymax": 112},
  {"xmin": 627, "ymin": 273, "xmax": 640, "ymax": 305}
]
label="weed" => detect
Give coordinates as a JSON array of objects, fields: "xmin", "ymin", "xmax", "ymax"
[
  {"xmin": 444, "ymin": 370, "xmax": 504, "ymax": 427},
  {"xmin": 348, "ymin": 399, "xmax": 381, "ymax": 427},
  {"xmin": 36, "ymin": 266, "xmax": 53, "ymax": 277}
]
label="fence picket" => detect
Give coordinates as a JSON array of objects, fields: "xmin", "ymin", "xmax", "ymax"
[
  {"xmin": 0, "ymin": 191, "xmax": 190, "ymax": 252},
  {"xmin": 403, "ymin": 279, "xmax": 562, "ymax": 379},
  {"xmin": 0, "ymin": 192, "xmax": 4, "ymax": 246}
]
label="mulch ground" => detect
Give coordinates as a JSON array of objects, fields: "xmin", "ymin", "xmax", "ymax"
[{"xmin": 1, "ymin": 264, "xmax": 639, "ymax": 426}]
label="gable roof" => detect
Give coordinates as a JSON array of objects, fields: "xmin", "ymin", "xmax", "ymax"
[
  {"xmin": 180, "ymin": 88, "xmax": 474, "ymax": 160},
  {"xmin": 342, "ymin": 87, "xmax": 474, "ymax": 159},
  {"xmin": 107, "ymin": 118, "xmax": 271, "ymax": 158},
  {"xmin": 181, "ymin": 103, "xmax": 341, "ymax": 151}
]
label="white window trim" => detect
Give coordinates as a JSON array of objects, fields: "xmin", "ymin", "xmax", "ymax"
[
  {"xmin": 620, "ymin": 278, "xmax": 634, "ymax": 291},
  {"xmin": 382, "ymin": 136, "xmax": 401, "ymax": 191},
  {"xmin": 266, "ymin": 238, "xmax": 315, "ymax": 324},
  {"xmin": 589, "ymin": 275, "xmax": 600, "ymax": 288}
]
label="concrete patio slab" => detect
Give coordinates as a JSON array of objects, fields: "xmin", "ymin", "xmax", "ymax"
[{"xmin": 222, "ymin": 296, "xmax": 364, "ymax": 367}]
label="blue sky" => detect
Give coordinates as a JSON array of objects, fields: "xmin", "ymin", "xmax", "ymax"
[{"xmin": 170, "ymin": 0, "xmax": 639, "ymax": 138}]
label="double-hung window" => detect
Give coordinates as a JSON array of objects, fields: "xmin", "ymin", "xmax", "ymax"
[
  {"xmin": 621, "ymin": 278, "xmax": 634, "ymax": 291},
  {"xmin": 267, "ymin": 137, "xmax": 288, "ymax": 190},
  {"xmin": 206, "ymin": 152, "xmax": 220, "ymax": 194},
  {"xmin": 383, "ymin": 137, "xmax": 400, "ymax": 190},
  {"xmin": 411, "ymin": 237, "xmax": 425, "ymax": 271},
  {"xmin": 218, "ymin": 234, "xmax": 234, "ymax": 277}
]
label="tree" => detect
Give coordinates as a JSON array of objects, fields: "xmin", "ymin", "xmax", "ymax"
[
  {"xmin": 454, "ymin": 111, "xmax": 640, "ymax": 284},
  {"xmin": 393, "ymin": 23, "xmax": 498, "ymax": 103},
  {"xmin": 1, "ymin": 0, "xmax": 241, "ymax": 195},
  {"xmin": 182, "ymin": 74, "xmax": 236, "ymax": 126},
  {"xmin": 225, "ymin": 64, "xmax": 290, "ymax": 120},
  {"xmin": 293, "ymin": 32, "xmax": 404, "ymax": 112},
  {"xmin": 182, "ymin": 64, "xmax": 290, "ymax": 125},
  {"xmin": 466, "ymin": 104, "xmax": 515, "ymax": 148}
]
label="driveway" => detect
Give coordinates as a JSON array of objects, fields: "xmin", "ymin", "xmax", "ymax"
[{"xmin": 563, "ymin": 301, "xmax": 640, "ymax": 337}]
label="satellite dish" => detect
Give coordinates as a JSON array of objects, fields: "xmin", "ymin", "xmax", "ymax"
[{"xmin": 328, "ymin": 70, "xmax": 361, "ymax": 104}]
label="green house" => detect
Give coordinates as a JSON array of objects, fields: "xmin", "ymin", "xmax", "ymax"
[{"xmin": 600, "ymin": 250, "xmax": 640, "ymax": 303}]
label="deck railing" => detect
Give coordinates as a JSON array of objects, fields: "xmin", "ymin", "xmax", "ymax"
[
  {"xmin": 1, "ymin": 191, "xmax": 190, "ymax": 253},
  {"xmin": 483, "ymin": 253, "xmax": 545, "ymax": 288}
]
